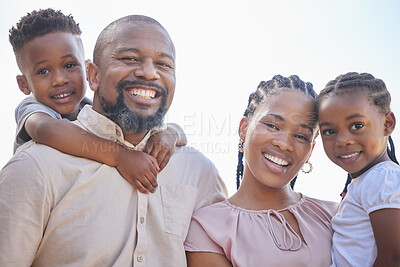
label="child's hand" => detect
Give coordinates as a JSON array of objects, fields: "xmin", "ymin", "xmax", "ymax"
[
  {"xmin": 145, "ymin": 128, "xmax": 178, "ymax": 172},
  {"xmin": 115, "ymin": 149, "xmax": 160, "ymax": 194}
]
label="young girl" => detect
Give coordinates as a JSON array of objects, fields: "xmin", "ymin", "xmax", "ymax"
[{"xmin": 318, "ymin": 72, "xmax": 400, "ymax": 267}]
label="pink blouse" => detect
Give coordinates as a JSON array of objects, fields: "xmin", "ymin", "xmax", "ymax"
[{"xmin": 185, "ymin": 194, "xmax": 338, "ymax": 267}]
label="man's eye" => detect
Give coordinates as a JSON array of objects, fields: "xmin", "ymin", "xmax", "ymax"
[
  {"xmin": 121, "ymin": 57, "xmax": 139, "ymax": 62},
  {"xmin": 322, "ymin": 129, "xmax": 335, "ymax": 136},
  {"xmin": 156, "ymin": 62, "xmax": 172, "ymax": 68}
]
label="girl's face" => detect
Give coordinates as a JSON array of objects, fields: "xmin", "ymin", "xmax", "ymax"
[
  {"xmin": 240, "ymin": 90, "xmax": 316, "ymax": 189},
  {"xmin": 319, "ymin": 92, "xmax": 394, "ymax": 177}
]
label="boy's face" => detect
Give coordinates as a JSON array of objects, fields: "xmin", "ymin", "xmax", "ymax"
[{"xmin": 17, "ymin": 32, "xmax": 86, "ymax": 118}]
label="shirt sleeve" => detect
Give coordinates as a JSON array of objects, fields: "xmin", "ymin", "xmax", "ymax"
[
  {"xmin": 360, "ymin": 164, "xmax": 400, "ymax": 214},
  {"xmin": 0, "ymin": 150, "xmax": 51, "ymax": 266},
  {"xmin": 184, "ymin": 217, "xmax": 225, "ymax": 255},
  {"xmin": 14, "ymin": 96, "xmax": 63, "ymax": 153}
]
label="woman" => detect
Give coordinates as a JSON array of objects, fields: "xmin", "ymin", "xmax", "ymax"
[{"xmin": 184, "ymin": 75, "xmax": 338, "ymax": 266}]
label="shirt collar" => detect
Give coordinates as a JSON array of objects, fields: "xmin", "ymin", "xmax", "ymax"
[{"xmin": 76, "ymin": 105, "xmax": 151, "ymax": 151}]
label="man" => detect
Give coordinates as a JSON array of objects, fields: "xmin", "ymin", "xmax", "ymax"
[{"xmin": 0, "ymin": 15, "xmax": 227, "ymax": 266}]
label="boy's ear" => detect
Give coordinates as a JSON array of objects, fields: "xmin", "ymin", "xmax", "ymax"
[
  {"xmin": 16, "ymin": 75, "xmax": 31, "ymax": 95},
  {"xmin": 238, "ymin": 117, "xmax": 249, "ymax": 142},
  {"xmin": 87, "ymin": 62, "xmax": 100, "ymax": 92},
  {"xmin": 384, "ymin": 112, "xmax": 396, "ymax": 136}
]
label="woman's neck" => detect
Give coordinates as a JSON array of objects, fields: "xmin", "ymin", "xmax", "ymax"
[{"xmin": 229, "ymin": 178, "xmax": 300, "ymax": 211}]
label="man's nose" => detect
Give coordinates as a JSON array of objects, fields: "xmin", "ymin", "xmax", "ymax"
[{"xmin": 134, "ymin": 59, "xmax": 160, "ymax": 81}]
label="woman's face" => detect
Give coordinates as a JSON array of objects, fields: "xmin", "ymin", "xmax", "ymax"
[{"xmin": 240, "ymin": 90, "xmax": 316, "ymax": 190}]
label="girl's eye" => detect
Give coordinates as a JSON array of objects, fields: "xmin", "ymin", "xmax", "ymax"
[
  {"xmin": 322, "ymin": 129, "xmax": 335, "ymax": 136},
  {"xmin": 65, "ymin": 63, "xmax": 77, "ymax": 69},
  {"xmin": 38, "ymin": 69, "xmax": 49, "ymax": 75},
  {"xmin": 351, "ymin": 123, "xmax": 364, "ymax": 130}
]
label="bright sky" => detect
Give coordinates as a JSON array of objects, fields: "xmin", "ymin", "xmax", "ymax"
[{"xmin": 0, "ymin": 0, "xmax": 399, "ymax": 202}]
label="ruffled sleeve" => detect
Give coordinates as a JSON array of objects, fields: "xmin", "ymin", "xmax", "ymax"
[
  {"xmin": 359, "ymin": 162, "xmax": 400, "ymax": 214},
  {"xmin": 184, "ymin": 216, "xmax": 225, "ymax": 255}
]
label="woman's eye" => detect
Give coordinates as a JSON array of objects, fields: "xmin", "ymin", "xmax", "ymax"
[
  {"xmin": 264, "ymin": 123, "xmax": 279, "ymax": 130},
  {"xmin": 38, "ymin": 69, "xmax": 49, "ymax": 75},
  {"xmin": 322, "ymin": 129, "xmax": 335, "ymax": 136},
  {"xmin": 295, "ymin": 135, "xmax": 311, "ymax": 142},
  {"xmin": 351, "ymin": 123, "xmax": 364, "ymax": 130}
]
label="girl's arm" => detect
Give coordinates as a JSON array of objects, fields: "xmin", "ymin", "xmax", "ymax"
[
  {"xmin": 370, "ymin": 208, "xmax": 400, "ymax": 267},
  {"xmin": 25, "ymin": 112, "xmax": 159, "ymax": 193},
  {"xmin": 186, "ymin": 252, "xmax": 232, "ymax": 267}
]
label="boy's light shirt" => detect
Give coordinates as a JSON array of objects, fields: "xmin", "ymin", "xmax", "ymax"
[{"xmin": 13, "ymin": 95, "xmax": 92, "ymax": 153}]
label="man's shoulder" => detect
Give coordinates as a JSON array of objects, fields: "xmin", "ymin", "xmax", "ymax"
[{"xmin": 172, "ymin": 146, "xmax": 215, "ymax": 166}]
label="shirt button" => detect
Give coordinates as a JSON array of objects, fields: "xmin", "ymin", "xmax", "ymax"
[
  {"xmin": 140, "ymin": 217, "xmax": 145, "ymax": 224},
  {"xmin": 137, "ymin": 255, "xmax": 143, "ymax": 262}
]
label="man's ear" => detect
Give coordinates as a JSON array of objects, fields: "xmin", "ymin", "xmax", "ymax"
[
  {"xmin": 238, "ymin": 117, "xmax": 249, "ymax": 142},
  {"xmin": 87, "ymin": 61, "xmax": 100, "ymax": 92},
  {"xmin": 85, "ymin": 59, "xmax": 91, "ymax": 82},
  {"xmin": 16, "ymin": 75, "xmax": 31, "ymax": 95},
  {"xmin": 384, "ymin": 112, "xmax": 396, "ymax": 136}
]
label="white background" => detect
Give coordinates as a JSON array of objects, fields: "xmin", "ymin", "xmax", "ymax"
[{"xmin": 0, "ymin": 0, "xmax": 399, "ymax": 202}]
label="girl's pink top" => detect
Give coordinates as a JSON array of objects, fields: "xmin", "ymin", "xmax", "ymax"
[{"xmin": 184, "ymin": 194, "xmax": 338, "ymax": 267}]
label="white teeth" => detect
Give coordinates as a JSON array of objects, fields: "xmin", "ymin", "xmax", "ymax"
[
  {"xmin": 130, "ymin": 89, "xmax": 156, "ymax": 99},
  {"xmin": 264, "ymin": 154, "xmax": 289, "ymax": 166},
  {"xmin": 53, "ymin": 92, "xmax": 72, "ymax": 99},
  {"xmin": 340, "ymin": 152, "xmax": 359, "ymax": 159}
]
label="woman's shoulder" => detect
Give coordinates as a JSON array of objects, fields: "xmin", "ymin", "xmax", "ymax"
[
  {"xmin": 192, "ymin": 200, "xmax": 232, "ymax": 221},
  {"xmin": 300, "ymin": 195, "xmax": 339, "ymax": 218}
]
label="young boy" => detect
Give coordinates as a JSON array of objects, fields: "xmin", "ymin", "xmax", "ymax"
[{"xmin": 9, "ymin": 8, "xmax": 186, "ymax": 193}]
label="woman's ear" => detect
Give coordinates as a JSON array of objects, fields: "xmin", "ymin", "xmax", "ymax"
[
  {"xmin": 87, "ymin": 62, "xmax": 100, "ymax": 92},
  {"xmin": 238, "ymin": 117, "xmax": 249, "ymax": 142},
  {"xmin": 16, "ymin": 75, "xmax": 31, "ymax": 95},
  {"xmin": 384, "ymin": 112, "xmax": 396, "ymax": 136}
]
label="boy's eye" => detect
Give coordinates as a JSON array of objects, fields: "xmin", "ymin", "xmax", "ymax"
[
  {"xmin": 322, "ymin": 129, "xmax": 335, "ymax": 136},
  {"xmin": 351, "ymin": 123, "xmax": 364, "ymax": 130},
  {"xmin": 38, "ymin": 69, "xmax": 49, "ymax": 75},
  {"xmin": 65, "ymin": 63, "xmax": 77, "ymax": 69}
]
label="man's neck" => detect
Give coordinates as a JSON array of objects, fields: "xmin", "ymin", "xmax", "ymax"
[{"xmin": 123, "ymin": 132, "xmax": 149, "ymax": 146}]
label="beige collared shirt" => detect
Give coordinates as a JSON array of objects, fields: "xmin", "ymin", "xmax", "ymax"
[{"xmin": 0, "ymin": 105, "xmax": 227, "ymax": 267}]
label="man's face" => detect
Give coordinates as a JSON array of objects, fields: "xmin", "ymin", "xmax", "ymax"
[{"xmin": 92, "ymin": 22, "xmax": 176, "ymax": 133}]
